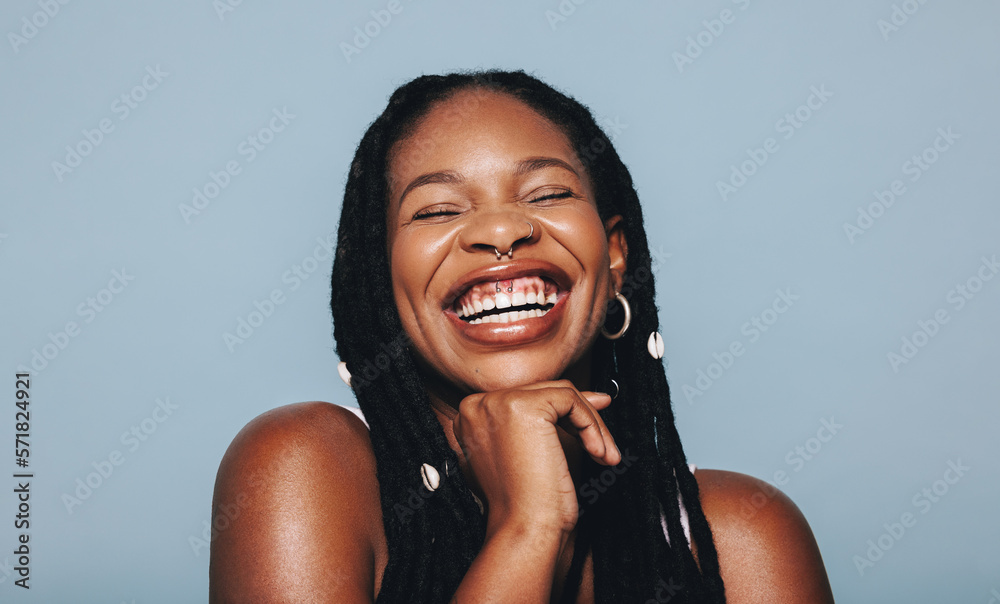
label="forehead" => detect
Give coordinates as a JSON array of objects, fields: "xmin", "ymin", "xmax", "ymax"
[{"xmin": 387, "ymin": 90, "xmax": 579, "ymax": 186}]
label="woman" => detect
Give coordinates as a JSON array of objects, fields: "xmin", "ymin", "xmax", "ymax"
[{"xmin": 209, "ymin": 70, "xmax": 835, "ymax": 603}]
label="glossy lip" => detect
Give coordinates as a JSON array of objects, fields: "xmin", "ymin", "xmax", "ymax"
[
  {"xmin": 441, "ymin": 259, "xmax": 574, "ymax": 347},
  {"xmin": 441, "ymin": 259, "xmax": 573, "ymax": 309}
]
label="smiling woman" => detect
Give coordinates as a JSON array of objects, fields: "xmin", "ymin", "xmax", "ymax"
[{"xmin": 208, "ymin": 70, "xmax": 835, "ymax": 603}]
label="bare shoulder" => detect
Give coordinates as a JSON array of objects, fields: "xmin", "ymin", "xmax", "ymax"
[
  {"xmin": 209, "ymin": 402, "xmax": 386, "ymax": 603},
  {"xmin": 693, "ymin": 469, "xmax": 835, "ymax": 604}
]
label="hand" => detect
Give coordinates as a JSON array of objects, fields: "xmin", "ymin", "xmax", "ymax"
[{"xmin": 451, "ymin": 379, "xmax": 621, "ymax": 538}]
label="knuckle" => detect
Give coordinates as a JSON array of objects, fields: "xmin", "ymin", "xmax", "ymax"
[{"xmin": 457, "ymin": 394, "xmax": 482, "ymax": 417}]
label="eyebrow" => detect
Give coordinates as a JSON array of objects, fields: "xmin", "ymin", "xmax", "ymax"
[
  {"xmin": 396, "ymin": 171, "xmax": 463, "ymax": 207},
  {"xmin": 396, "ymin": 156, "xmax": 579, "ymax": 208},
  {"xmin": 514, "ymin": 156, "xmax": 579, "ymax": 179}
]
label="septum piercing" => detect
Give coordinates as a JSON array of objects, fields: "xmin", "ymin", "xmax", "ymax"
[{"xmin": 492, "ymin": 222, "xmax": 534, "ymax": 260}]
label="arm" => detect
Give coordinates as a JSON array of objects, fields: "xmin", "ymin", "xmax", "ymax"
[
  {"xmin": 696, "ymin": 469, "xmax": 836, "ymax": 604},
  {"xmin": 447, "ymin": 381, "xmax": 620, "ymax": 603},
  {"xmin": 209, "ymin": 402, "xmax": 386, "ymax": 603}
]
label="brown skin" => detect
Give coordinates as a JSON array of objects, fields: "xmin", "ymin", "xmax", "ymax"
[{"xmin": 210, "ymin": 92, "xmax": 835, "ymax": 603}]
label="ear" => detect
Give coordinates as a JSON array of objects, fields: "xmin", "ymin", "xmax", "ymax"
[{"xmin": 604, "ymin": 215, "xmax": 628, "ymax": 294}]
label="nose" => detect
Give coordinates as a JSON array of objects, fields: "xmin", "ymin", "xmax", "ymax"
[{"xmin": 458, "ymin": 210, "xmax": 536, "ymax": 259}]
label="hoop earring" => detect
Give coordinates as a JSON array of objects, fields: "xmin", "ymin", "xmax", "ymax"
[{"xmin": 601, "ymin": 292, "xmax": 631, "ymax": 340}]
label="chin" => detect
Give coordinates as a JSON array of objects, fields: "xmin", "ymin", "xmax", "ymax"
[{"xmin": 460, "ymin": 347, "xmax": 588, "ymax": 393}]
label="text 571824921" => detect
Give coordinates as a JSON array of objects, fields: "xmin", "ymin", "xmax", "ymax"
[{"xmin": 12, "ymin": 373, "xmax": 33, "ymax": 589}]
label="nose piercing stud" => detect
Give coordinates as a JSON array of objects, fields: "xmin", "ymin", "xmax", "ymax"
[{"xmin": 492, "ymin": 222, "xmax": 534, "ymax": 260}]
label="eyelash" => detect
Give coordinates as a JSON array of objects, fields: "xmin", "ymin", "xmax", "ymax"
[
  {"xmin": 529, "ymin": 191, "xmax": 574, "ymax": 204},
  {"xmin": 412, "ymin": 191, "xmax": 575, "ymax": 220}
]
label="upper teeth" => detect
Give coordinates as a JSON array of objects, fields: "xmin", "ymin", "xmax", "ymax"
[{"xmin": 457, "ymin": 290, "xmax": 558, "ymax": 321}]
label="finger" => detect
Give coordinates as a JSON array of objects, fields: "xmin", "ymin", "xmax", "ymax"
[
  {"xmin": 559, "ymin": 394, "xmax": 610, "ymax": 449},
  {"xmin": 582, "ymin": 391, "xmax": 613, "ymax": 411},
  {"xmin": 579, "ymin": 392, "xmax": 620, "ymax": 465},
  {"xmin": 554, "ymin": 391, "xmax": 620, "ymax": 466}
]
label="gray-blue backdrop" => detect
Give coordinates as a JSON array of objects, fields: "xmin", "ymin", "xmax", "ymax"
[{"xmin": 2, "ymin": 1, "xmax": 998, "ymax": 602}]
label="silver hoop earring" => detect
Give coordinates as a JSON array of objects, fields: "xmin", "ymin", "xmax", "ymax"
[
  {"xmin": 492, "ymin": 222, "xmax": 534, "ymax": 260},
  {"xmin": 601, "ymin": 292, "xmax": 631, "ymax": 340}
]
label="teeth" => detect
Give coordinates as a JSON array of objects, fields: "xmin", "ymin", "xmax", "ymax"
[
  {"xmin": 456, "ymin": 280, "xmax": 560, "ymax": 323},
  {"xmin": 463, "ymin": 306, "xmax": 552, "ymax": 324}
]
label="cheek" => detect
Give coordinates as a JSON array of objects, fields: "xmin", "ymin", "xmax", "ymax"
[
  {"xmin": 554, "ymin": 207, "xmax": 611, "ymax": 270},
  {"xmin": 389, "ymin": 229, "xmax": 451, "ymax": 309},
  {"xmin": 389, "ymin": 235, "xmax": 421, "ymax": 310}
]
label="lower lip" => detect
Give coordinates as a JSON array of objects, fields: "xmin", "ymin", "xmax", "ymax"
[{"xmin": 446, "ymin": 295, "xmax": 568, "ymax": 346}]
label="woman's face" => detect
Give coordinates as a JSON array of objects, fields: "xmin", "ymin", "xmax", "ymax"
[{"xmin": 385, "ymin": 90, "xmax": 626, "ymax": 395}]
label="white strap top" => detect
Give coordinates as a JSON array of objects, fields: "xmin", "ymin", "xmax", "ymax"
[{"xmin": 341, "ymin": 404, "xmax": 692, "ymax": 547}]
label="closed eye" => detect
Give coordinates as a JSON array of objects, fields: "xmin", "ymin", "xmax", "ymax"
[
  {"xmin": 527, "ymin": 191, "xmax": 576, "ymax": 204},
  {"xmin": 413, "ymin": 209, "xmax": 459, "ymax": 219},
  {"xmin": 412, "ymin": 203, "xmax": 463, "ymax": 220}
]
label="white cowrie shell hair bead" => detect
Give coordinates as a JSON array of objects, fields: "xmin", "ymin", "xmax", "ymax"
[
  {"xmin": 421, "ymin": 463, "xmax": 441, "ymax": 492},
  {"xmin": 337, "ymin": 361, "xmax": 352, "ymax": 387},
  {"xmin": 647, "ymin": 332, "xmax": 665, "ymax": 360}
]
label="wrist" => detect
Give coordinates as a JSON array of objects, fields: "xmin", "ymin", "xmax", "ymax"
[{"xmin": 485, "ymin": 512, "xmax": 572, "ymax": 558}]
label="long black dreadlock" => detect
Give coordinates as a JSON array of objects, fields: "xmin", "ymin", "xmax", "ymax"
[{"xmin": 331, "ymin": 70, "xmax": 726, "ymax": 603}]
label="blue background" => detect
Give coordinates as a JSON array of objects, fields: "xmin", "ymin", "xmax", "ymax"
[{"xmin": 1, "ymin": 1, "xmax": 998, "ymax": 602}]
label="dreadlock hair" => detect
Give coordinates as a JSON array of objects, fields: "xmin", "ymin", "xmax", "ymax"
[{"xmin": 331, "ymin": 70, "xmax": 726, "ymax": 603}]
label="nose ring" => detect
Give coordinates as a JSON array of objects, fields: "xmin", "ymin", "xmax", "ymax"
[{"xmin": 493, "ymin": 222, "xmax": 534, "ymax": 260}]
